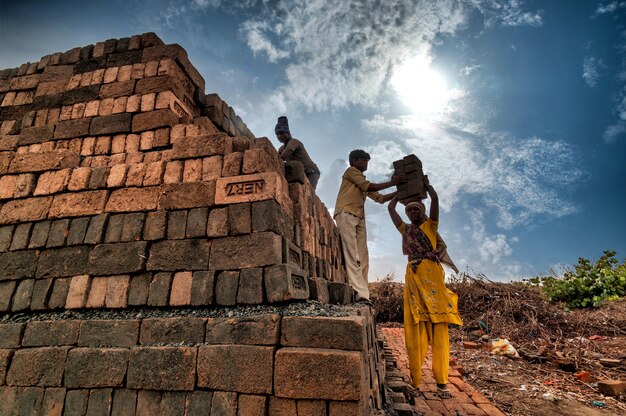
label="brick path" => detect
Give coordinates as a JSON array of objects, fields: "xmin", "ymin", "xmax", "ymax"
[{"xmin": 381, "ymin": 327, "xmax": 506, "ymax": 416}]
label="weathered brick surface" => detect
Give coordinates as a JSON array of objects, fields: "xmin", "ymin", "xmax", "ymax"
[
  {"xmin": 0, "ymin": 281, "xmax": 17, "ymax": 311},
  {"xmin": 215, "ymin": 270, "xmax": 239, "ymax": 306},
  {"xmin": 269, "ymin": 396, "xmax": 297, "ymax": 415},
  {"xmin": 297, "ymin": 400, "xmax": 327, "ymax": 416},
  {"xmin": 11, "ymin": 279, "xmax": 34, "ymax": 311},
  {"xmin": 64, "ymin": 348, "xmax": 129, "ymax": 388},
  {"xmin": 30, "ymin": 278, "xmax": 54, "ymax": 310},
  {"xmin": 46, "ymin": 219, "xmax": 69, "ymax": 247},
  {"xmin": 40, "ymin": 387, "xmax": 66, "ymax": 416},
  {"xmin": 251, "ymin": 200, "xmax": 294, "ymax": 239},
  {"xmin": 106, "ymin": 187, "xmax": 160, "ymax": 212},
  {"xmin": 265, "ymin": 264, "xmax": 309, "ymax": 303},
  {"xmin": 170, "ymin": 271, "xmax": 193, "ymax": 305},
  {"xmin": 147, "ymin": 239, "xmax": 210, "ymax": 271},
  {"xmin": 53, "ymin": 118, "xmax": 91, "ymax": 139},
  {"xmin": 281, "ymin": 316, "xmax": 366, "ymax": 351},
  {"xmin": 210, "ymin": 391, "xmax": 238, "ymax": 416},
  {"xmin": 49, "ymin": 190, "xmax": 108, "ymax": 218},
  {"xmin": 197, "ymin": 345, "xmax": 274, "ymax": 393},
  {"xmin": 158, "ymin": 181, "xmax": 216, "ymax": 210},
  {"xmin": 210, "ymin": 232, "xmax": 282, "ymax": 270},
  {"xmin": 205, "ymin": 314, "xmax": 280, "ymax": 346},
  {"xmin": 66, "ymin": 275, "xmax": 90, "ymax": 309},
  {"xmin": 171, "ymin": 134, "xmax": 233, "ymax": 160},
  {"xmin": 22, "ymin": 320, "xmax": 80, "ymax": 347},
  {"xmin": 88, "ymin": 241, "xmax": 147, "ymax": 275},
  {"xmin": 206, "ymin": 207, "xmax": 228, "ymax": 237},
  {"xmin": 190, "ymin": 270, "xmax": 215, "ymax": 306},
  {"xmin": 18, "ymin": 125, "xmax": 55, "ymax": 145},
  {"xmin": 36, "ymin": 246, "xmax": 90, "ymax": 278},
  {"xmin": 167, "ymin": 210, "xmax": 187, "ymax": 239},
  {"xmin": 128, "ymin": 273, "xmax": 151, "ymax": 306},
  {"xmin": 48, "ymin": 277, "xmax": 70, "ymax": 309},
  {"xmin": 274, "ymin": 347, "xmax": 365, "ymax": 400},
  {"xmin": 132, "ymin": 109, "xmax": 179, "ymax": 132},
  {"xmin": 144, "ymin": 210, "xmax": 166, "ymax": 240},
  {"xmin": 64, "ymin": 389, "xmax": 90, "ymax": 416},
  {"xmin": 106, "ymin": 275, "xmax": 131, "ymax": 308},
  {"xmin": 147, "ymin": 272, "xmax": 172, "ymax": 306},
  {"xmin": 7, "ymin": 347, "xmax": 69, "ymax": 386},
  {"xmin": 127, "ymin": 347, "xmax": 197, "ymax": 391},
  {"xmin": 140, "ymin": 317, "xmax": 206, "ymax": 345},
  {"xmin": 0, "ymin": 196, "xmax": 53, "ymax": 224},
  {"xmin": 186, "ymin": 208, "xmax": 208, "ymax": 238},
  {"xmin": 238, "ymin": 394, "xmax": 267, "ymax": 416},
  {"xmin": 308, "ymin": 277, "xmax": 329, "ymax": 303},
  {"xmin": 135, "ymin": 390, "xmax": 161, "ymax": 416},
  {"xmin": 237, "ymin": 267, "xmax": 264, "ymax": 304},
  {"xmin": 0, "ymin": 250, "xmax": 38, "ymax": 279},
  {"xmin": 0, "ymin": 323, "xmax": 24, "ymax": 348},
  {"xmin": 111, "ymin": 389, "xmax": 138, "ymax": 416},
  {"xmin": 86, "ymin": 388, "xmax": 114, "ymax": 416},
  {"xmin": 185, "ymin": 390, "xmax": 213, "ymax": 416},
  {"xmin": 79, "ymin": 320, "xmax": 139, "ymax": 347}
]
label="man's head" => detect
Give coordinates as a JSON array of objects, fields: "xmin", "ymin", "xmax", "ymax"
[
  {"xmin": 349, "ymin": 149, "xmax": 371, "ymax": 172},
  {"xmin": 275, "ymin": 116, "xmax": 291, "ymax": 143}
]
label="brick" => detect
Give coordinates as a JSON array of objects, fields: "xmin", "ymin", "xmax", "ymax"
[
  {"xmin": 228, "ymin": 203, "xmax": 251, "ymax": 235},
  {"xmin": 210, "ymin": 232, "xmax": 282, "ymax": 270},
  {"xmin": 86, "ymin": 389, "xmax": 113, "ymax": 416},
  {"xmin": 79, "ymin": 320, "xmax": 139, "ymax": 347},
  {"xmin": 215, "ymin": 271, "xmax": 239, "ymax": 306},
  {"xmin": 88, "ymin": 241, "xmax": 147, "ymax": 275},
  {"xmin": 269, "ymin": 397, "xmax": 297, "ymax": 416},
  {"xmin": 205, "ymin": 314, "xmax": 280, "ymax": 346},
  {"xmin": 144, "ymin": 210, "xmax": 166, "ymax": 240},
  {"xmin": 23, "ymin": 320, "xmax": 79, "ymax": 346},
  {"xmin": 0, "ymin": 281, "xmax": 16, "ymax": 311},
  {"xmin": 11, "ymin": 279, "xmax": 34, "ymax": 311},
  {"xmin": 158, "ymin": 391, "xmax": 187, "ymax": 416},
  {"xmin": 86, "ymin": 276, "xmax": 108, "ymax": 308},
  {"xmin": 128, "ymin": 273, "xmax": 151, "ymax": 306},
  {"xmin": 41, "ymin": 387, "xmax": 66, "ymax": 416},
  {"xmin": 328, "ymin": 282, "xmax": 354, "ymax": 304},
  {"xmin": 215, "ymin": 172, "xmax": 292, "ymax": 215},
  {"xmin": 30, "ymin": 279, "xmax": 52, "ymax": 309},
  {"xmin": 127, "ymin": 347, "xmax": 196, "ymax": 391},
  {"xmin": 170, "ymin": 272, "xmax": 193, "ymax": 306},
  {"xmin": 154, "ymin": 127, "xmax": 170, "ymax": 147},
  {"xmin": 106, "ymin": 187, "xmax": 160, "ymax": 212},
  {"xmin": 64, "ymin": 348, "xmax": 129, "ymax": 388},
  {"xmin": 206, "ymin": 207, "xmax": 228, "ymax": 237},
  {"xmin": 281, "ymin": 316, "xmax": 366, "ymax": 351},
  {"xmin": 0, "ymin": 196, "xmax": 53, "ymax": 224},
  {"xmin": 84, "ymin": 214, "xmax": 109, "ymax": 244},
  {"xmin": 106, "ymin": 275, "xmax": 131, "ymax": 308},
  {"xmin": 90, "ymin": 113, "xmax": 132, "ymax": 136},
  {"xmin": 235, "ymin": 267, "xmax": 263, "ymax": 305},
  {"xmin": 9, "ymin": 223, "xmax": 32, "ymax": 250},
  {"xmin": 0, "ymin": 323, "xmax": 24, "ymax": 348},
  {"xmin": 48, "ymin": 277, "xmax": 70, "ymax": 309},
  {"xmin": 111, "ymin": 389, "xmax": 138, "ymax": 416},
  {"xmin": 94, "ymin": 136, "xmax": 112, "ymax": 155},
  {"xmin": 132, "ymin": 109, "xmax": 179, "ymax": 132},
  {"xmin": 185, "ymin": 208, "xmax": 208, "ymax": 238},
  {"xmin": 105, "ymin": 214, "xmax": 123, "ymax": 242},
  {"xmin": 67, "ymin": 217, "xmax": 90, "ymax": 245},
  {"xmin": 264, "ymin": 264, "xmax": 309, "ymax": 303},
  {"xmin": 190, "ymin": 270, "xmax": 215, "ymax": 306},
  {"xmin": 126, "ymin": 163, "xmax": 147, "ymax": 187},
  {"xmin": 18, "ymin": 125, "xmax": 55, "ymax": 145},
  {"xmin": 598, "ymin": 380, "xmax": 626, "ymax": 396},
  {"xmin": 135, "ymin": 390, "xmax": 162, "ymax": 416},
  {"xmin": 140, "ymin": 93, "xmax": 156, "ymax": 112},
  {"xmin": 33, "ymin": 169, "xmax": 70, "ymax": 195},
  {"xmin": 36, "ymin": 246, "xmax": 90, "ymax": 278},
  {"xmin": 49, "ymin": 190, "xmax": 108, "ymax": 218},
  {"xmin": 68, "ymin": 167, "xmax": 91, "ymax": 190},
  {"xmin": 143, "ymin": 161, "xmax": 165, "ymax": 185},
  {"xmin": 209, "ymin": 391, "xmax": 237, "ymax": 416},
  {"xmin": 328, "ymin": 401, "xmax": 365, "ymax": 416},
  {"xmin": 0, "ymin": 174, "xmax": 17, "ymax": 199},
  {"xmin": 53, "ymin": 118, "xmax": 91, "ymax": 139},
  {"xmin": 158, "ymin": 181, "xmax": 216, "ymax": 210},
  {"xmin": 297, "ymin": 400, "xmax": 326, "ymax": 416},
  {"xmin": 202, "ymin": 155, "xmax": 222, "ymax": 180},
  {"xmin": 167, "ymin": 210, "xmax": 187, "ymax": 239},
  {"xmin": 46, "ymin": 219, "xmax": 70, "ymax": 247},
  {"xmin": 7, "ymin": 387, "xmax": 45, "ymax": 416},
  {"xmin": 185, "ymin": 391, "xmax": 213, "ymax": 416},
  {"xmin": 120, "ymin": 212, "xmax": 145, "ymax": 241},
  {"xmin": 171, "ymin": 133, "xmax": 232, "ymax": 160},
  {"xmin": 140, "ymin": 317, "xmax": 205, "ymax": 345},
  {"xmin": 147, "ymin": 239, "xmax": 210, "ymax": 271},
  {"xmin": 148, "ymin": 272, "xmax": 172, "ymax": 306},
  {"xmin": 0, "ymin": 225, "xmax": 13, "ymax": 251},
  {"xmin": 99, "ymin": 79, "xmax": 135, "ymax": 98},
  {"xmin": 64, "ymin": 389, "xmax": 89, "ymax": 416},
  {"xmin": 66, "ymin": 275, "xmax": 90, "ymax": 309},
  {"xmin": 7, "ymin": 347, "xmax": 68, "ymax": 386},
  {"xmin": 0, "ymin": 250, "xmax": 38, "ymax": 279},
  {"xmin": 197, "ymin": 345, "xmax": 273, "ymax": 393}
]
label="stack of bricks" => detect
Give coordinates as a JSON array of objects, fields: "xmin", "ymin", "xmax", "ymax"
[
  {"xmin": 393, "ymin": 154, "xmax": 427, "ymax": 204},
  {"xmin": 0, "ymin": 33, "xmax": 382, "ymax": 415}
]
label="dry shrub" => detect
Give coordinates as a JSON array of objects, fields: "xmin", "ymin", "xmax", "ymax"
[{"xmin": 369, "ymin": 273, "xmax": 404, "ymax": 323}]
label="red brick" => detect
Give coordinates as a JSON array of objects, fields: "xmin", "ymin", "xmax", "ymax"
[
  {"xmin": 68, "ymin": 167, "xmax": 91, "ymax": 191},
  {"xmin": 12, "ymin": 279, "xmax": 35, "ymax": 311},
  {"xmin": 222, "ymin": 152, "xmax": 242, "ymax": 177},
  {"xmin": 215, "ymin": 271, "xmax": 239, "ymax": 306},
  {"xmin": 132, "ymin": 109, "xmax": 179, "ymax": 132},
  {"xmin": 86, "ymin": 276, "xmax": 108, "ymax": 308},
  {"xmin": 143, "ymin": 161, "xmax": 165, "ymax": 186},
  {"xmin": 125, "ymin": 163, "xmax": 147, "ymax": 187},
  {"xmin": 210, "ymin": 391, "xmax": 238, "ymax": 416},
  {"xmin": 127, "ymin": 347, "xmax": 197, "ymax": 391},
  {"xmin": 7, "ymin": 347, "xmax": 69, "ymax": 386},
  {"xmin": 136, "ymin": 390, "xmax": 162, "ymax": 416},
  {"xmin": 204, "ymin": 314, "xmax": 280, "ymax": 345},
  {"xmin": 106, "ymin": 187, "xmax": 160, "ymax": 212},
  {"xmin": 53, "ymin": 118, "xmax": 91, "ymax": 139},
  {"xmin": 106, "ymin": 275, "xmax": 131, "ymax": 308},
  {"xmin": 202, "ymin": 155, "xmax": 222, "ymax": 180},
  {"xmin": 33, "ymin": 169, "xmax": 71, "ymax": 195},
  {"xmin": 198, "ymin": 345, "xmax": 273, "ymax": 393},
  {"xmin": 111, "ymin": 389, "xmax": 138, "ymax": 416},
  {"xmin": 184, "ymin": 390, "xmax": 213, "ymax": 416},
  {"xmin": 190, "ymin": 271, "xmax": 215, "ymax": 306},
  {"xmin": 41, "ymin": 387, "xmax": 66, "ymax": 416},
  {"xmin": 49, "ymin": 190, "xmax": 108, "ymax": 218},
  {"xmin": 274, "ymin": 348, "xmax": 365, "ymax": 400},
  {"xmin": 0, "ymin": 323, "xmax": 24, "ymax": 348},
  {"xmin": 269, "ymin": 396, "xmax": 297, "ymax": 416},
  {"xmin": 183, "ymin": 158, "xmax": 202, "ymax": 182},
  {"xmin": 264, "ymin": 264, "xmax": 309, "ymax": 303},
  {"xmin": 147, "ymin": 239, "xmax": 210, "ymax": 271},
  {"xmin": 158, "ymin": 181, "xmax": 216, "ymax": 210},
  {"xmin": 0, "ymin": 196, "xmax": 53, "ymax": 224},
  {"xmin": 206, "ymin": 207, "xmax": 228, "ymax": 237},
  {"xmin": 99, "ymin": 80, "xmax": 135, "ymax": 98},
  {"xmin": 140, "ymin": 317, "xmax": 206, "ymax": 345},
  {"xmin": 22, "ymin": 320, "xmax": 79, "ymax": 347},
  {"xmin": 237, "ymin": 267, "xmax": 264, "ymax": 305},
  {"xmin": 281, "ymin": 316, "xmax": 366, "ymax": 351},
  {"xmin": 169, "ymin": 271, "xmax": 193, "ymax": 306},
  {"xmin": 237, "ymin": 394, "xmax": 266, "ymax": 416},
  {"xmin": 209, "ymin": 232, "xmax": 282, "ymax": 270},
  {"xmin": 0, "ymin": 175, "xmax": 16, "ymax": 199},
  {"xmin": 66, "ymin": 275, "xmax": 90, "ymax": 309},
  {"xmin": 171, "ymin": 133, "xmax": 232, "ymax": 160},
  {"xmin": 64, "ymin": 348, "xmax": 129, "ymax": 388},
  {"xmin": 86, "ymin": 388, "xmax": 114, "ymax": 416},
  {"xmin": 79, "ymin": 320, "xmax": 139, "ymax": 347},
  {"xmin": 477, "ymin": 403, "xmax": 507, "ymax": 416}
]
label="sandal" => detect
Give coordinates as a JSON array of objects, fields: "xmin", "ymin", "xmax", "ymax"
[
  {"xmin": 406, "ymin": 385, "xmax": 420, "ymax": 405},
  {"xmin": 437, "ymin": 384, "xmax": 453, "ymax": 399}
]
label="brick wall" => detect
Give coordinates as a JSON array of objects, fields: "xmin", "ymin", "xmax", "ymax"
[{"xmin": 0, "ymin": 33, "xmax": 382, "ymax": 415}]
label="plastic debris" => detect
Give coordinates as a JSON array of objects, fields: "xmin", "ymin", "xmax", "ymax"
[
  {"xmin": 490, "ymin": 339, "xmax": 520, "ymax": 358},
  {"xmin": 590, "ymin": 401, "xmax": 605, "ymax": 407}
]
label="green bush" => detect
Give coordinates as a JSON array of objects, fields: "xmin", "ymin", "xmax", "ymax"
[{"xmin": 528, "ymin": 250, "xmax": 626, "ymax": 309}]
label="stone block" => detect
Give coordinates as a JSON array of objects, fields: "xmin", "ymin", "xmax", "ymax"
[
  {"xmin": 148, "ymin": 272, "xmax": 172, "ymax": 306},
  {"xmin": 281, "ymin": 316, "xmax": 366, "ymax": 351},
  {"xmin": 171, "ymin": 133, "xmax": 232, "ymax": 160},
  {"xmin": 89, "ymin": 113, "xmax": 132, "ymax": 136},
  {"xmin": 36, "ymin": 246, "xmax": 90, "ymax": 278},
  {"xmin": 264, "ymin": 264, "xmax": 309, "ymax": 303},
  {"xmin": 147, "ymin": 239, "xmax": 210, "ymax": 271},
  {"xmin": 158, "ymin": 181, "xmax": 216, "ymax": 210},
  {"xmin": 209, "ymin": 232, "xmax": 282, "ymax": 270},
  {"xmin": 215, "ymin": 172, "xmax": 292, "ymax": 215},
  {"xmin": 53, "ymin": 118, "xmax": 91, "ymax": 139},
  {"xmin": 197, "ymin": 345, "xmax": 273, "ymax": 393},
  {"xmin": 49, "ymin": 190, "xmax": 108, "ymax": 218},
  {"xmin": 140, "ymin": 317, "xmax": 206, "ymax": 345},
  {"xmin": 88, "ymin": 241, "xmax": 147, "ymax": 275},
  {"xmin": 0, "ymin": 323, "xmax": 24, "ymax": 348},
  {"xmin": 274, "ymin": 348, "xmax": 365, "ymax": 400},
  {"xmin": 132, "ymin": 109, "xmax": 179, "ymax": 132},
  {"xmin": 65, "ymin": 348, "xmax": 129, "ymax": 388},
  {"xmin": 0, "ymin": 196, "xmax": 53, "ymax": 225},
  {"xmin": 308, "ymin": 277, "xmax": 330, "ymax": 303},
  {"xmin": 106, "ymin": 187, "xmax": 160, "ymax": 212},
  {"xmin": 215, "ymin": 271, "xmax": 239, "ymax": 306},
  {"xmin": 205, "ymin": 314, "xmax": 280, "ymax": 346},
  {"xmin": 22, "ymin": 320, "xmax": 80, "ymax": 347},
  {"xmin": 190, "ymin": 270, "xmax": 215, "ymax": 306},
  {"xmin": 237, "ymin": 267, "xmax": 264, "ymax": 305},
  {"xmin": 79, "ymin": 320, "xmax": 139, "ymax": 347},
  {"xmin": 7, "ymin": 347, "xmax": 69, "ymax": 386},
  {"xmin": 127, "ymin": 347, "xmax": 197, "ymax": 391},
  {"xmin": 169, "ymin": 271, "xmax": 193, "ymax": 306}
]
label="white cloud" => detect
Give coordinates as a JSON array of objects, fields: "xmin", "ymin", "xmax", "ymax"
[
  {"xmin": 583, "ymin": 56, "xmax": 602, "ymax": 87},
  {"xmin": 593, "ymin": 1, "xmax": 626, "ymax": 16},
  {"xmin": 241, "ymin": 20, "xmax": 290, "ymax": 62}
]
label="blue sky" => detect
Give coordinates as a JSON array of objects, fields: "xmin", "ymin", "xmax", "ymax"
[{"xmin": 1, "ymin": 0, "xmax": 625, "ymax": 281}]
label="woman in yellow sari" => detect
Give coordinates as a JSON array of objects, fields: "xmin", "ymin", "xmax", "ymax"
[{"xmin": 388, "ymin": 177, "xmax": 462, "ymax": 399}]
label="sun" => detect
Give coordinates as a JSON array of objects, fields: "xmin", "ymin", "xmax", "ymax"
[{"xmin": 391, "ymin": 55, "xmax": 450, "ymax": 115}]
